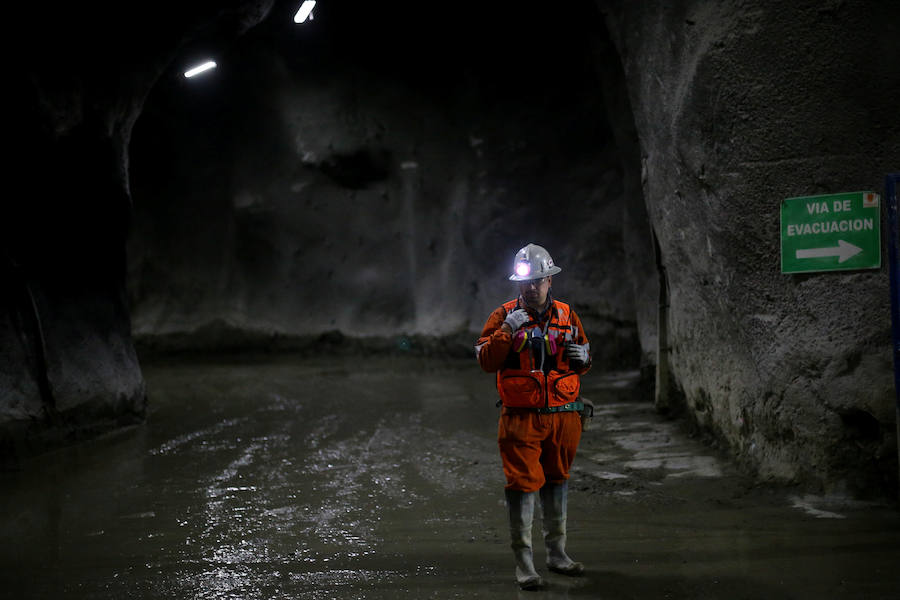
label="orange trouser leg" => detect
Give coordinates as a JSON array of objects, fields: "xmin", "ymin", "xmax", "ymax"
[
  {"xmin": 541, "ymin": 411, "xmax": 582, "ymax": 484},
  {"xmin": 498, "ymin": 409, "xmax": 582, "ymax": 493}
]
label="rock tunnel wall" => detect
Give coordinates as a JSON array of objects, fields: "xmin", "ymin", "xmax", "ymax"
[
  {"xmin": 600, "ymin": 0, "xmax": 900, "ymax": 495},
  {"xmin": 1, "ymin": 1, "xmax": 276, "ymax": 460},
  {"xmin": 2, "ymin": 0, "xmax": 644, "ymax": 463},
  {"xmin": 126, "ymin": 1, "xmax": 642, "ymax": 368},
  {"xmin": 3, "ymin": 0, "xmax": 899, "ymax": 498}
]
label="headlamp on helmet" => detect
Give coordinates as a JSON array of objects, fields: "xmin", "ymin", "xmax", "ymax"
[{"xmin": 514, "ymin": 261, "xmax": 532, "ymax": 279}]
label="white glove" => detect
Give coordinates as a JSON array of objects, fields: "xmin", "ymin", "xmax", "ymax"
[
  {"xmin": 567, "ymin": 343, "xmax": 590, "ymax": 365},
  {"xmin": 503, "ymin": 308, "xmax": 530, "ymax": 333}
]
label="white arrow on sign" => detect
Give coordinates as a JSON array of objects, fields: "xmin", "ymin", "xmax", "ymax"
[{"xmin": 795, "ymin": 239, "xmax": 862, "ymax": 263}]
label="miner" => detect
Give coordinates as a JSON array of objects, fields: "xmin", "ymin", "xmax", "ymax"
[{"xmin": 474, "ymin": 243, "xmax": 591, "ymax": 590}]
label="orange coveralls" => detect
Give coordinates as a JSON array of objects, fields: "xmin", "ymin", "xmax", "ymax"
[{"xmin": 475, "ymin": 299, "xmax": 590, "ymax": 492}]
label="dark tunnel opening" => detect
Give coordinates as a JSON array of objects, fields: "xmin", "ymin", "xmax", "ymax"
[{"xmin": 126, "ymin": 0, "xmax": 649, "ymax": 370}]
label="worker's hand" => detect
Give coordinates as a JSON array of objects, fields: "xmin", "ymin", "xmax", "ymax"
[
  {"xmin": 566, "ymin": 343, "xmax": 590, "ymax": 366},
  {"xmin": 503, "ymin": 308, "xmax": 530, "ymax": 333}
]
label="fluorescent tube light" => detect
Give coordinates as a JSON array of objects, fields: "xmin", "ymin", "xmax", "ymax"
[
  {"xmin": 184, "ymin": 61, "xmax": 217, "ymax": 78},
  {"xmin": 294, "ymin": 1, "xmax": 316, "ymax": 23}
]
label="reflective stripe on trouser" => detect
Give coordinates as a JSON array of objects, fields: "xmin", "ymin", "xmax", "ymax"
[{"xmin": 498, "ymin": 409, "xmax": 582, "ymax": 492}]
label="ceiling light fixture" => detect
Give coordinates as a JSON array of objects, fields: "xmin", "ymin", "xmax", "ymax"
[
  {"xmin": 294, "ymin": 1, "xmax": 316, "ymax": 23},
  {"xmin": 184, "ymin": 61, "xmax": 217, "ymax": 78}
]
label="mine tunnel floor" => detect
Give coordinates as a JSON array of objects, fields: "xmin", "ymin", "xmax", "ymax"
[{"xmin": 1, "ymin": 355, "xmax": 899, "ymax": 599}]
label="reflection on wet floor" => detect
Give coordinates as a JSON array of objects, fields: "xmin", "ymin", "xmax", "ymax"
[{"xmin": 1, "ymin": 356, "xmax": 898, "ymax": 599}]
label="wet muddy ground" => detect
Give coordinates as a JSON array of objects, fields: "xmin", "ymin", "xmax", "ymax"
[{"xmin": 1, "ymin": 355, "xmax": 899, "ymax": 599}]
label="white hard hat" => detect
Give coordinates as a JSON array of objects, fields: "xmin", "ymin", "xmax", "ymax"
[{"xmin": 508, "ymin": 243, "xmax": 562, "ymax": 281}]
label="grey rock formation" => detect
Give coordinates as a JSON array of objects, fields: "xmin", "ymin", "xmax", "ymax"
[
  {"xmin": 127, "ymin": 1, "xmax": 639, "ymax": 368},
  {"xmin": 600, "ymin": 0, "xmax": 900, "ymax": 495},
  {"xmin": 2, "ymin": 1, "xmax": 276, "ymax": 460}
]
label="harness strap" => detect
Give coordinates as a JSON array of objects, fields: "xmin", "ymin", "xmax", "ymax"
[{"xmin": 535, "ymin": 400, "xmax": 584, "ymax": 414}]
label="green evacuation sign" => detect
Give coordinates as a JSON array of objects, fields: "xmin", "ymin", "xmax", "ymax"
[{"xmin": 780, "ymin": 191, "xmax": 881, "ymax": 274}]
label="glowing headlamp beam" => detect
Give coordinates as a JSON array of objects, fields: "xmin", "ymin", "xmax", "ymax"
[
  {"xmin": 515, "ymin": 262, "xmax": 531, "ymax": 278},
  {"xmin": 294, "ymin": 1, "xmax": 316, "ymax": 23},
  {"xmin": 184, "ymin": 61, "xmax": 217, "ymax": 78}
]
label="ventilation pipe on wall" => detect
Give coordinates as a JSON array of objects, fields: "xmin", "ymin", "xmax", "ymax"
[
  {"xmin": 4, "ymin": 252, "xmax": 56, "ymax": 435},
  {"xmin": 653, "ymin": 229, "xmax": 670, "ymax": 413},
  {"xmin": 886, "ymin": 173, "xmax": 900, "ymax": 499}
]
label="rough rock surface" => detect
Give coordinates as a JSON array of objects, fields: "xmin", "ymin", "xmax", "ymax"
[
  {"xmin": 1, "ymin": 1, "xmax": 276, "ymax": 460},
  {"xmin": 3, "ymin": 0, "xmax": 898, "ymax": 499},
  {"xmin": 600, "ymin": 0, "xmax": 900, "ymax": 495},
  {"xmin": 127, "ymin": 1, "xmax": 641, "ymax": 369}
]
